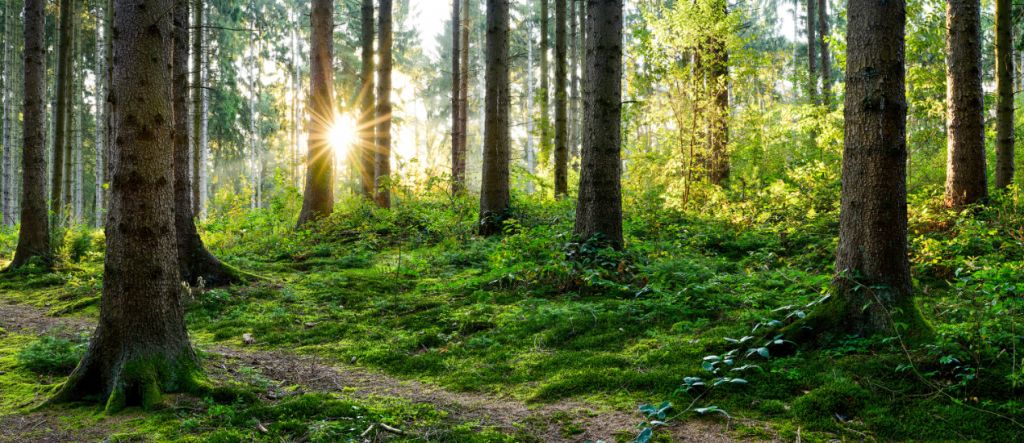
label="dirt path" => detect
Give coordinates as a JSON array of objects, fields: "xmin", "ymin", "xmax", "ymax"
[{"xmin": 0, "ymin": 301, "xmax": 763, "ymax": 442}]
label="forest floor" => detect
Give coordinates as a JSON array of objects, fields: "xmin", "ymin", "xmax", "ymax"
[{"xmin": 1, "ymin": 191, "xmax": 1023, "ymax": 442}]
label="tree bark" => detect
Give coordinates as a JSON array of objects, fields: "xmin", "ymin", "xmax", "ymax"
[
  {"xmin": 296, "ymin": 0, "xmax": 335, "ymax": 227},
  {"xmin": 479, "ymin": 0, "xmax": 510, "ymax": 236},
  {"xmin": 374, "ymin": 0, "xmax": 393, "ymax": 209},
  {"xmin": 707, "ymin": 27, "xmax": 729, "ymax": 185},
  {"xmin": 51, "ymin": 0, "xmax": 202, "ymax": 411},
  {"xmin": 458, "ymin": 0, "xmax": 469, "ymax": 183},
  {"xmin": 191, "ymin": 0, "xmax": 203, "ymax": 216},
  {"xmin": 358, "ymin": 0, "xmax": 375, "ymax": 200},
  {"xmin": 806, "ymin": 0, "xmax": 816, "ymax": 101},
  {"xmin": 50, "ymin": 0, "xmax": 74, "ymax": 223},
  {"xmin": 73, "ymin": 15, "xmax": 83, "ymax": 224},
  {"xmin": 94, "ymin": 0, "xmax": 106, "ymax": 227},
  {"xmin": 790, "ymin": 0, "xmax": 926, "ymax": 342},
  {"xmin": 944, "ymin": 0, "xmax": 987, "ymax": 208},
  {"xmin": 554, "ymin": 0, "xmax": 568, "ymax": 198},
  {"xmin": 994, "ymin": 0, "xmax": 1014, "ymax": 189},
  {"xmin": 451, "ymin": 0, "xmax": 463, "ymax": 194},
  {"xmin": 539, "ymin": 0, "xmax": 550, "ymax": 167},
  {"xmin": 569, "ymin": 0, "xmax": 579, "ymax": 165},
  {"xmin": 10, "ymin": 0, "xmax": 50, "ymax": 268},
  {"xmin": 1, "ymin": 0, "xmax": 11, "ymax": 227},
  {"xmin": 817, "ymin": 0, "xmax": 831, "ymax": 106},
  {"xmin": 525, "ymin": 21, "xmax": 536, "ymax": 194},
  {"xmin": 574, "ymin": 0, "xmax": 623, "ymax": 249}
]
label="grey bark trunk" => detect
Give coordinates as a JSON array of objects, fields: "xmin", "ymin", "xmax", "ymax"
[
  {"xmin": 554, "ymin": 0, "xmax": 568, "ymax": 198},
  {"xmin": 805, "ymin": 0, "xmax": 816, "ymax": 101},
  {"xmin": 51, "ymin": 0, "xmax": 74, "ymax": 223},
  {"xmin": 10, "ymin": 0, "xmax": 50, "ymax": 268},
  {"xmin": 52, "ymin": 0, "xmax": 201, "ymax": 410},
  {"xmin": 994, "ymin": 0, "xmax": 1014, "ymax": 189},
  {"xmin": 374, "ymin": 0, "xmax": 393, "ymax": 209},
  {"xmin": 478, "ymin": 0, "xmax": 510, "ymax": 236},
  {"xmin": 458, "ymin": 0, "xmax": 469, "ymax": 186},
  {"xmin": 358, "ymin": 0, "xmax": 375, "ymax": 200},
  {"xmin": 539, "ymin": 0, "xmax": 550, "ymax": 167},
  {"xmin": 574, "ymin": 0, "xmax": 623, "ymax": 249},
  {"xmin": 569, "ymin": 0, "xmax": 579, "ymax": 165},
  {"xmin": 1, "ymin": 0, "xmax": 11, "ymax": 227},
  {"xmin": 525, "ymin": 21, "xmax": 536, "ymax": 194},
  {"xmin": 944, "ymin": 0, "xmax": 987, "ymax": 208},
  {"xmin": 451, "ymin": 0, "xmax": 464, "ymax": 194},
  {"xmin": 817, "ymin": 0, "xmax": 831, "ymax": 106},
  {"xmin": 191, "ymin": 0, "xmax": 203, "ymax": 216},
  {"xmin": 94, "ymin": 0, "xmax": 106, "ymax": 227},
  {"xmin": 296, "ymin": 0, "xmax": 335, "ymax": 227}
]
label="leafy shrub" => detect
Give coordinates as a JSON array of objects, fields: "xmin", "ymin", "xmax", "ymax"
[{"xmin": 17, "ymin": 336, "xmax": 86, "ymax": 375}]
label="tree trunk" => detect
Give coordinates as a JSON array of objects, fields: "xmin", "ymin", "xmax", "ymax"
[
  {"xmin": 358, "ymin": 0, "xmax": 375, "ymax": 199},
  {"xmin": 198, "ymin": 1, "xmax": 208, "ymax": 218},
  {"xmin": 73, "ymin": 17, "xmax": 83, "ymax": 224},
  {"xmin": 994, "ymin": 0, "xmax": 1014, "ymax": 189},
  {"xmin": 10, "ymin": 0, "xmax": 50, "ymax": 268},
  {"xmin": 574, "ymin": 0, "xmax": 623, "ymax": 249},
  {"xmin": 525, "ymin": 21, "xmax": 536, "ymax": 194},
  {"xmin": 1, "ymin": 0, "xmax": 11, "ymax": 227},
  {"xmin": 374, "ymin": 0, "xmax": 393, "ymax": 209},
  {"xmin": 554, "ymin": 0, "xmax": 568, "ymax": 198},
  {"xmin": 817, "ymin": 0, "xmax": 831, "ymax": 106},
  {"xmin": 451, "ymin": 0, "xmax": 464, "ymax": 194},
  {"xmin": 479, "ymin": 0, "xmax": 510, "ymax": 236},
  {"xmin": 51, "ymin": 0, "xmax": 202, "ymax": 411},
  {"xmin": 172, "ymin": 0, "xmax": 238, "ymax": 287},
  {"xmin": 539, "ymin": 0, "xmax": 550, "ymax": 167},
  {"xmin": 51, "ymin": 0, "xmax": 74, "ymax": 223},
  {"xmin": 790, "ymin": 0, "xmax": 926, "ymax": 342},
  {"xmin": 569, "ymin": 0, "xmax": 579, "ymax": 165},
  {"xmin": 805, "ymin": 0, "xmax": 816, "ymax": 102},
  {"xmin": 458, "ymin": 0, "xmax": 469, "ymax": 184},
  {"xmin": 296, "ymin": 0, "xmax": 335, "ymax": 227},
  {"xmin": 944, "ymin": 0, "xmax": 987, "ymax": 208},
  {"xmin": 191, "ymin": 0, "xmax": 203, "ymax": 216},
  {"xmin": 94, "ymin": 0, "xmax": 106, "ymax": 227},
  {"xmin": 707, "ymin": 10, "xmax": 729, "ymax": 186}
]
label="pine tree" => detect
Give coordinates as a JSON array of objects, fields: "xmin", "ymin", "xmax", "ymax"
[
  {"xmin": 374, "ymin": 0, "xmax": 393, "ymax": 209},
  {"xmin": 479, "ymin": 0, "xmax": 510, "ymax": 236},
  {"xmin": 944, "ymin": 0, "xmax": 987, "ymax": 207},
  {"xmin": 296, "ymin": 0, "xmax": 335, "ymax": 227},
  {"xmin": 994, "ymin": 0, "xmax": 1014, "ymax": 189},
  {"xmin": 553, "ymin": 0, "xmax": 568, "ymax": 198}
]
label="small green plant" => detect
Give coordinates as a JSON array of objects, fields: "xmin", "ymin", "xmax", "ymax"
[{"xmin": 16, "ymin": 335, "xmax": 86, "ymax": 375}]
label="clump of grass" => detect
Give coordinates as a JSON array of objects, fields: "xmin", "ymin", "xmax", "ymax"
[{"xmin": 16, "ymin": 336, "xmax": 86, "ymax": 375}]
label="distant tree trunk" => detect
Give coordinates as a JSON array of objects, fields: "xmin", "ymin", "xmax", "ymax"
[
  {"xmin": 575, "ymin": 0, "xmax": 623, "ymax": 249},
  {"xmin": 994, "ymin": 0, "xmax": 1014, "ymax": 189},
  {"xmin": 94, "ymin": 0, "xmax": 106, "ymax": 227},
  {"xmin": 707, "ymin": 8, "xmax": 729, "ymax": 186},
  {"xmin": 296, "ymin": 0, "xmax": 335, "ymax": 227},
  {"xmin": 374, "ymin": 0, "xmax": 393, "ymax": 209},
  {"xmin": 539, "ymin": 0, "xmax": 550, "ymax": 166},
  {"xmin": 104, "ymin": 0, "xmax": 113, "ymax": 210},
  {"xmin": 944, "ymin": 0, "xmax": 987, "ymax": 208},
  {"xmin": 805, "ymin": 0, "xmax": 816, "ymax": 101},
  {"xmin": 479, "ymin": 0, "xmax": 510, "ymax": 236},
  {"xmin": 458, "ymin": 0, "xmax": 469, "ymax": 180},
  {"xmin": 817, "ymin": 0, "xmax": 831, "ymax": 106},
  {"xmin": 198, "ymin": 2, "xmax": 209, "ymax": 219},
  {"xmin": 73, "ymin": 16, "xmax": 83, "ymax": 224},
  {"xmin": 10, "ymin": 0, "xmax": 50, "ymax": 268},
  {"xmin": 172, "ymin": 0, "xmax": 237, "ymax": 286},
  {"xmin": 51, "ymin": 0, "xmax": 202, "ymax": 411},
  {"xmin": 553, "ymin": 0, "xmax": 568, "ymax": 198},
  {"xmin": 789, "ymin": 0, "xmax": 926, "ymax": 341},
  {"xmin": 359, "ymin": 0, "xmax": 375, "ymax": 199},
  {"xmin": 51, "ymin": 0, "xmax": 74, "ymax": 223},
  {"xmin": 525, "ymin": 21, "xmax": 536, "ymax": 194},
  {"xmin": 450, "ymin": 0, "xmax": 464, "ymax": 194},
  {"xmin": 569, "ymin": 0, "xmax": 579, "ymax": 164},
  {"xmin": 191, "ymin": 0, "xmax": 204, "ymax": 216},
  {"xmin": 1, "ymin": 0, "xmax": 11, "ymax": 227}
]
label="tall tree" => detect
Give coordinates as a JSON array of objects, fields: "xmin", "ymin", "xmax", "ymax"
[
  {"xmin": 51, "ymin": 0, "xmax": 202, "ymax": 410},
  {"xmin": 574, "ymin": 0, "xmax": 623, "ymax": 248},
  {"xmin": 50, "ymin": 0, "xmax": 74, "ymax": 223},
  {"xmin": 817, "ymin": 0, "xmax": 831, "ymax": 105},
  {"xmin": 458, "ymin": 0, "xmax": 469, "ymax": 183},
  {"xmin": 994, "ymin": 0, "xmax": 1014, "ymax": 189},
  {"xmin": 451, "ymin": 0, "xmax": 464, "ymax": 194},
  {"xmin": 568, "ymin": 0, "xmax": 579, "ymax": 163},
  {"xmin": 944, "ymin": 0, "xmax": 987, "ymax": 208},
  {"xmin": 553, "ymin": 0, "xmax": 568, "ymax": 197},
  {"xmin": 94, "ymin": 0, "xmax": 106, "ymax": 227},
  {"xmin": 296, "ymin": 0, "xmax": 335, "ymax": 227},
  {"xmin": 791, "ymin": 0, "xmax": 926, "ymax": 340},
  {"xmin": 375, "ymin": 0, "xmax": 393, "ymax": 209},
  {"xmin": 173, "ymin": 0, "xmax": 237, "ymax": 286},
  {"xmin": 191, "ymin": 0, "xmax": 205, "ymax": 216},
  {"xmin": 805, "ymin": 0, "xmax": 816, "ymax": 101},
  {"xmin": 539, "ymin": 0, "xmax": 550, "ymax": 166},
  {"xmin": 358, "ymin": 0, "xmax": 374, "ymax": 199},
  {"xmin": 707, "ymin": 3, "xmax": 729, "ymax": 185},
  {"xmin": 72, "ymin": 15, "xmax": 83, "ymax": 224},
  {"xmin": 479, "ymin": 0, "xmax": 510, "ymax": 236},
  {"xmin": 1, "ymin": 0, "xmax": 12, "ymax": 227},
  {"xmin": 9, "ymin": 0, "xmax": 49, "ymax": 268}
]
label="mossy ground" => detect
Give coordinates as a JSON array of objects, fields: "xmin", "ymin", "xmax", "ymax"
[{"xmin": 2, "ymin": 190, "xmax": 1023, "ymax": 441}]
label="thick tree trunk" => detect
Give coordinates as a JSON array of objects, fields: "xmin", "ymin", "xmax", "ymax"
[
  {"xmin": 451, "ymin": 0, "xmax": 463, "ymax": 194},
  {"xmin": 554, "ymin": 0, "xmax": 568, "ymax": 198},
  {"xmin": 51, "ymin": 0, "xmax": 74, "ymax": 223},
  {"xmin": 817, "ymin": 0, "xmax": 831, "ymax": 106},
  {"xmin": 805, "ymin": 0, "xmax": 816, "ymax": 101},
  {"xmin": 10, "ymin": 0, "xmax": 50, "ymax": 268},
  {"xmin": 944, "ymin": 0, "xmax": 987, "ymax": 208},
  {"xmin": 358, "ymin": 0, "xmax": 375, "ymax": 199},
  {"xmin": 51, "ymin": 0, "xmax": 202, "ymax": 411},
  {"xmin": 479, "ymin": 0, "xmax": 510, "ymax": 236},
  {"xmin": 296, "ymin": 0, "xmax": 335, "ymax": 227},
  {"xmin": 94, "ymin": 0, "xmax": 106, "ymax": 227},
  {"xmin": 374, "ymin": 0, "xmax": 393, "ymax": 209},
  {"xmin": 173, "ymin": 0, "xmax": 238, "ymax": 287},
  {"xmin": 574, "ymin": 0, "xmax": 623, "ymax": 249},
  {"xmin": 790, "ymin": 0, "xmax": 926, "ymax": 342},
  {"xmin": 994, "ymin": 0, "xmax": 1014, "ymax": 189},
  {"xmin": 539, "ymin": 0, "xmax": 550, "ymax": 166}
]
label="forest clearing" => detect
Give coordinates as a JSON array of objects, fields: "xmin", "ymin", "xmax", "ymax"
[{"xmin": 2, "ymin": 0, "xmax": 1024, "ymax": 441}]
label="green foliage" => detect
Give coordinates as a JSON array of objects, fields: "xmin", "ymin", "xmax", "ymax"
[
  {"xmin": 16, "ymin": 336, "xmax": 86, "ymax": 375},
  {"xmin": 791, "ymin": 377, "xmax": 870, "ymax": 427}
]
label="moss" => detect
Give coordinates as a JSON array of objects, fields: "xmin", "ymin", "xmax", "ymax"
[{"xmin": 792, "ymin": 376, "xmax": 870, "ymax": 427}]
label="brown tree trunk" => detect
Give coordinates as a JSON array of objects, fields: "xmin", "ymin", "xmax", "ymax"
[
  {"xmin": 817, "ymin": 0, "xmax": 831, "ymax": 106},
  {"xmin": 374, "ymin": 0, "xmax": 393, "ymax": 209},
  {"xmin": 172, "ymin": 0, "xmax": 238, "ymax": 286},
  {"xmin": 995, "ymin": 0, "xmax": 1014, "ymax": 189},
  {"xmin": 790, "ymin": 0, "xmax": 927, "ymax": 342},
  {"xmin": 707, "ymin": 2, "xmax": 729, "ymax": 185},
  {"xmin": 479, "ymin": 0, "xmax": 510, "ymax": 236},
  {"xmin": 191, "ymin": 0, "xmax": 203, "ymax": 216},
  {"xmin": 574, "ymin": 0, "xmax": 623, "ymax": 249},
  {"xmin": 458, "ymin": 0, "xmax": 469, "ymax": 184},
  {"xmin": 805, "ymin": 0, "xmax": 816, "ymax": 101},
  {"xmin": 944, "ymin": 0, "xmax": 987, "ymax": 208},
  {"xmin": 359, "ymin": 0, "xmax": 375, "ymax": 200},
  {"xmin": 451, "ymin": 0, "xmax": 464, "ymax": 194},
  {"xmin": 554, "ymin": 0, "xmax": 568, "ymax": 197},
  {"xmin": 50, "ymin": 0, "xmax": 74, "ymax": 223},
  {"xmin": 10, "ymin": 0, "xmax": 50, "ymax": 268},
  {"xmin": 539, "ymin": 0, "xmax": 550, "ymax": 166},
  {"xmin": 51, "ymin": 0, "xmax": 202, "ymax": 411},
  {"xmin": 296, "ymin": 0, "xmax": 335, "ymax": 227}
]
